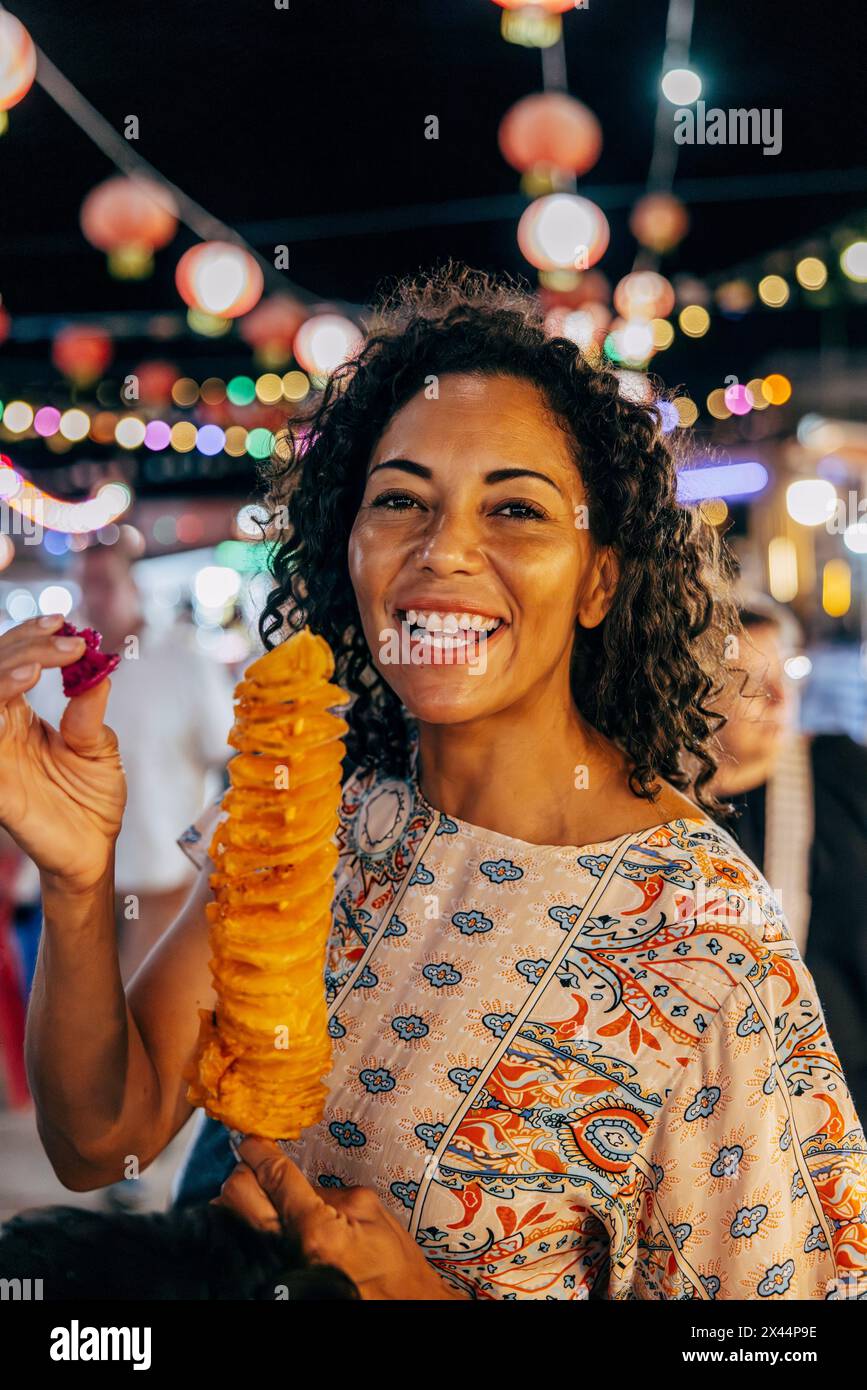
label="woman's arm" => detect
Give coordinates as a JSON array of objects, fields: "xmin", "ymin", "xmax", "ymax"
[{"xmin": 26, "ymin": 861, "xmax": 214, "ymax": 1190}]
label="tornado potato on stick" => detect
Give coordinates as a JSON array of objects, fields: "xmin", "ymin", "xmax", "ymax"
[{"xmin": 186, "ymin": 627, "xmax": 349, "ymax": 1139}]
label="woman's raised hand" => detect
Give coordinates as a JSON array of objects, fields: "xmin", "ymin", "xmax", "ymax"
[{"xmin": 0, "ymin": 613, "xmax": 126, "ymax": 891}]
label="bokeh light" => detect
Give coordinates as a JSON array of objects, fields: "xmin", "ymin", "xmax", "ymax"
[
  {"xmin": 786, "ymin": 478, "xmax": 836, "ymax": 526},
  {"xmin": 758, "ymin": 274, "xmax": 790, "ymax": 307},
  {"xmin": 678, "ymin": 304, "xmax": 710, "ymax": 337}
]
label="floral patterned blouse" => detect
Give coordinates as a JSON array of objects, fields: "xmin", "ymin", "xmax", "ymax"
[{"xmin": 179, "ymin": 758, "xmax": 867, "ymax": 1301}]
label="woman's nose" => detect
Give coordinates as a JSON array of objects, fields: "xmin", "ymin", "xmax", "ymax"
[{"xmin": 414, "ymin": 509, "xmax": 483, "ymax": 574}]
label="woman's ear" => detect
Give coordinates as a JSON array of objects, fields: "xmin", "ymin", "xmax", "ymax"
[{"xmin": 577, "ymin": 545, "xmax": 620, "ymax": 630}]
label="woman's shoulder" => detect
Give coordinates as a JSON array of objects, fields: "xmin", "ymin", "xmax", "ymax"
[{"xmin": 614, "ymin": 813, "xmax": 793, "ymax": 950}]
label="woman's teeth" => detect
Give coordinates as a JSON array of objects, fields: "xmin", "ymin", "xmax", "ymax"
[{"xmin": 400, "ymin": 610, "xmax": 501, "ymax": 633}]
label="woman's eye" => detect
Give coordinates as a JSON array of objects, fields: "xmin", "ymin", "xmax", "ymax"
[
  {"xmin": 493, "ymin": 500, "xmax": 547, "ymax": 521},
  {"xmin": 370, "ymin": 491, "xmax": 423, "ymax": 512}
]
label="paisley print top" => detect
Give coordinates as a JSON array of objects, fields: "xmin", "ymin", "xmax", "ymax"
[{"xmin": 179, "ymin": 759, "xmax": 867, "ymax": 1301}]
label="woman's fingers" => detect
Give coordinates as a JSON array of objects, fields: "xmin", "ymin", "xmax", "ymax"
[
  {"xmin": 0, "ymin": 663, "xmax": 43, "ymax": 706},
  {"xmin": 59, "ymin": 678, "xmax": 115, "ymax": 755},
  {"xmin": 0, "ymin": 624, "xmax": 85, "ymax": 677},
  {"xmin": 237, "ymin": 1136, "xmax": 326, "ymax": 1228},
  {"xmin": 216, "ymin": 1162, "xmax": 283, "ymax": 1232}
]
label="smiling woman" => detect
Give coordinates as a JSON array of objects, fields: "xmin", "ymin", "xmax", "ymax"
[{"xmin": 15, "ymin": 265, "xmax": 867, "ymax": 1302}]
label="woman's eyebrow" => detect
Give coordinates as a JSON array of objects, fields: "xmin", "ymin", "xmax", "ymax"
[{"xmin": 369, "ymin": 458, "xmax": 563, "ymax": 494}]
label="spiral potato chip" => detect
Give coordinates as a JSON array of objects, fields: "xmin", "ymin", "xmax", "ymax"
[{"xmin": 186, "ymin": 627, "xmax": 349, "ymax": 1139}]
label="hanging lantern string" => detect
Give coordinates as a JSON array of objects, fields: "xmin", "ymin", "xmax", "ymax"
[
  {"xmin": 646, "ymin": 0, "xmax": 696, "ymax": 196},
  {"xmin": 31, "ymin": 43, "xmax": 323, "ymax": 309},
  {"xmin": 635, "ymin": 0, "xmax": 696, "ymax": 273}
]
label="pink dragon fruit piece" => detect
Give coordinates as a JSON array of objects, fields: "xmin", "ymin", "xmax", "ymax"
[{"xmin": 58, "ymin": 622, "xmax": 120, "ymax": 697}]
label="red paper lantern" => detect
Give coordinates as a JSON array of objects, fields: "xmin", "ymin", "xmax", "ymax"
[
  {"xmin": 613, "ymin": 271, "xmax": 675, "ymax": 321},
  {"xmin": 629, "ymin": 193, "xmax": 690, "ymax": 254},
  {"xmin": 240, "ymin": 294, "xmax": 306, "ymax": 365},
  {"xmin": 0, "ymin": 12, "xmax": 36, "ymax": 112},
  {"xmin": 175, "ymin": 241, "xmax": 264, "ymax": 319},
  {"xmin": 499, "ymin": 92, "xmax": 602, "ymax": 177},
  {"xmin": 52, "ymin": 326, "xmax": 113, "ymax": 386},
  {"xmin": 81, "ymin": 177, "xmax": 178, "ymax": 277},
  {"xmin": 134, "ymin": 360, "xmax": 178, "ymax": 407},
  {"xmin": 518, "ymin": 194, "xmax": 609, "ymax": 273},
  {"xmin": 0, "ymin": 303, "xmax": 10, "ymax": 347}
]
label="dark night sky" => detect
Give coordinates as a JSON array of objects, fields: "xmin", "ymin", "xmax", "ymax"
[{"xmin": 1, "ymin": 0, "xmax": 865, "ymax": 407}]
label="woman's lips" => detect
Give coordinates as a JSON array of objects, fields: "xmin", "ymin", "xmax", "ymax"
[{"xmin": 380, "ymin": 612, "xmax": 508, "ymax": 668}]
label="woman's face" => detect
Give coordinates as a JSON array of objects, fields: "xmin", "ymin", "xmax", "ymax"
[{"xmin": 348, "ymin": 372, "xmax": 615, "ymax": 725}]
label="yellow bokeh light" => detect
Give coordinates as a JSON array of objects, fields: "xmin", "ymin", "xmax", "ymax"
[
  {"xmin": 172, "ymin": 377, "xmax": 199, "ymax": 408},
  {"xmin": 768, "ymin": 537, "xmax": 798, "ymax": 603},
  {"xmin": 650, "ymin": 318, "xmax": 674, "ymax": 350},
  {"xmin": 282, "ymin": 370, "xmax": 310, "ymax": 402},
  {"xmin": 224, "ymin": 425, "xmax": 248, "ymax": 457},
  {"xmin": 706, "ymin": 388, "xmax": 731, "ymax": 420},
  {"xmin": 746, "ymin": 378, "xmax": 770, "ymax": 410},
  {"xmin": 700, "ymin": 498, "xmax": 728, "ymax": 526},
  {"xmin": 795, "ymin": 257, "xmax": 827, "ymax": 291},
  {"xmin": 255, "ymin": 373, "xmax": 283, "ymax": 405},
  {"xmin": 674, "ymin": 396, "xmax": 699, "ymax": 426},
  {"xmin": 822, "ymin": 558, "xmax": 851, "ymax": 617},
  {"xmin": 762, "ymin": 373, "xmax": 792, "ymax": 406},
  {"xmin": 758, "ymin": 274, "xmax": 789, "ymax": 307},
  {"xmin": 59, "ymin": 408, "xmax": 90, "ymax": 442},
  {"xmin": 170, "ymin": 420, "xmax": 197, "ymax": 452},
  {"xmin": 3, "ymin": 400, "xmax": 34, "ymax": 433},
  {"xmin": 678, "ymin": 305, "xmax": 710, "ymax": 338}
]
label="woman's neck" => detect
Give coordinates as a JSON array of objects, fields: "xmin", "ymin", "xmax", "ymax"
[{"xmin": 414, "ymin": 685, "xmax": 635, "ymax": 847}]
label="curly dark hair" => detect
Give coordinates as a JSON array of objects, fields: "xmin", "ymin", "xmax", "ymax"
[{"xmin": 259, "ymin": 264, "xmax": 738, "ymax": 815}]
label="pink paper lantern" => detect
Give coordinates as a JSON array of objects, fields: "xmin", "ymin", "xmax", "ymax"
[{"xmin": 499, "ymin": 92, "xmax": 602, "ymax": 177}]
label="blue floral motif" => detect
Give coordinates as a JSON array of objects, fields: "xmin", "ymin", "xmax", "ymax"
[
  {"xmin": 328, "ymin": 1015, "xmax": 346, "ymax": 1039},
  {"xmin": 416, "ymin": 1121, "xmax": 446, "ymax": 1150},
  {"xmin": 684, "ymin": 1085, "xmax": 721, "ymax": 1121},
  {"xmin": 791, "ymin": 1171, "xmax": 807, "ymax": 1201},
  {"xmin": 353, "ymin": 964, "xmax": 379, "ymax": 990},
  {"xmin": 329, "ymin": 1120, "xmax": 366, "ymax": 1148},
  {"xmin": 731, "ymin": 1204, "xmax": 768, "ymax": 1239},
  {"xmin": 384, "ymin": 916, "xmax": 407, "ymax": 938},
  {"xmin": 757, "ymin": 1260, "xmax": 795, "ymax": 1296},
  {"xmin": 578, "ymin": 854, "xmax": 610, "ymax": 879},
  {"xmin": 390, "ymin": 1180, "xmax": 419, "ymax": 1209},
  {"xmin": 700, "ymin": 1274, "xmax": 720, "ymax": 1298},
  {"xmin": 410, "ymin": 863, "xmax": 434, "ymax": 886},
  {"xmin": 482, "ymin": 1011, "xmax": 516, "ymax": 1038},
  {"xmin": 392, "ymin": 1013, "xmax": 429, "ymax": 1041},
  {"xmin": 710, "ymin": 1144, "xmax": 743, "ymax": 1179},
  {"xmin": 480, "ymin": 858, "xmax": 524, "ymax": 883},
  {"xmin": 671, "ymin": 1222, "xmax": 691, "ymax": 1250},
  {"xmin": 422, "ymin": 962, "xmax": 462, "ymax": 988},
  {"xmin": 436, "ymin": 816, "xmax": 459, "ymax": 836},
  {"xmin": 516, "ymin": 958, "xmax": 549, "ymax": 985},
  {"xmin": 448, "ymin": 1065, "xmax": 481, "ymax": 1094},
  {"xmin": 737, "ymin": 1005, "xmax": 764, "ymax": 1037},
  {"xmin": 804, "ymin": 1224, "xmax": 829, "ymax": 1253},
  {"xmin": 359, "ymin": 1066, "xmax": 395, "ymax": 1094},
  {"xmin": 318, "ymin": 1174, "xmax": 345, "ymax": 1188},
  {"xmin": 452, "ymin": 909, "xmax": 493, "ymax": 936},
  {"xmin": 548, "ymin": 905, "xmax": 582, "ymax": 931}
]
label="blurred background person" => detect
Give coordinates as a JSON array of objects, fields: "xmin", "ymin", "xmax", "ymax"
[
  {"xmin": 28, "ymin": 538, "xmax": 234, "ymax": 982},
  {"xmin": 713, "ymin": 596, "xmax": 867, "ymax": 1120}
]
